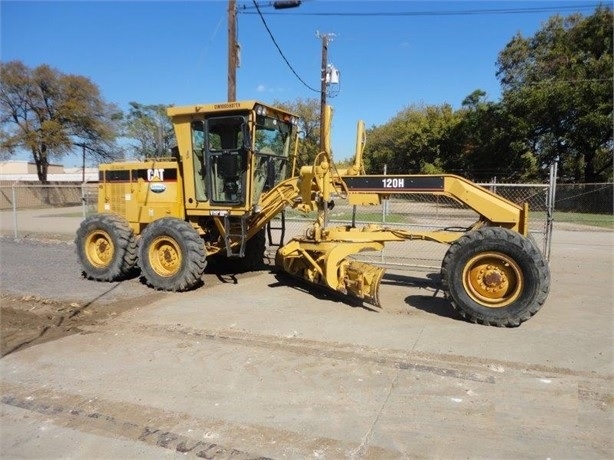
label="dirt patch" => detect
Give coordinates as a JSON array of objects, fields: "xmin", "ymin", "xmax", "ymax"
[{"xmin": 0, "ymin": 292, "xmax": 166, "ymax": 357}]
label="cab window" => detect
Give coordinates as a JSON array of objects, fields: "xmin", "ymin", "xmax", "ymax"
[
  {"xmin": 206, "ymin": 115, "xmax": 248, "ymax": 204},
  {"xmin": 191, "ymin": 120, "xmax": 207, "ymax": 201}
]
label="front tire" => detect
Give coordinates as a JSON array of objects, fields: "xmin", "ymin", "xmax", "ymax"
[
  {"xmin": 211, "ymin": 229, "xmax": 267, "ymax": 273},
  {"xmin": 239, "ymin": 229, "xmax": 267, "ymax": 271},
  {"xmin": 440, "ymin": 227, "xmax": 550, "ymax": 327},
  {"xmin": 138, "ymin": 218, "xmax": 207, "ymax": 291},
  {"xmin": 75, "ymin": 213, "xmax": 137, "ymax": 281}
]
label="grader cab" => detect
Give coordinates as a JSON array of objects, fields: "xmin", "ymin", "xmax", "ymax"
[{"xmin": 76, "ymin": 100, "xmax": 550, "ymax": 327}]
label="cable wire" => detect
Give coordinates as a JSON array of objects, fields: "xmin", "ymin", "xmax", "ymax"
[
  {"xmin": 242, "ymin": 3, "xmax": 604, "ymax": 17},
  {"xmin": 251, "ymin": 0, "xmax": 320, "ymax": 94}
]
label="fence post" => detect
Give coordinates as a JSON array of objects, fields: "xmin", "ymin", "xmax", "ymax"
[
  {"xmin": 382, "ymin": 164, "xmax": 388, "ymax": 223},
  {"xmin": 81, "ymin": 182, "xmax": 87, "ymax": 218},
  {"xmin": 544, "ymin": 157, "xmax": 559, "ymax": 260},
  {"xmin": 11, "ymin": 182, "xmax": 18, "ymax": 238}
]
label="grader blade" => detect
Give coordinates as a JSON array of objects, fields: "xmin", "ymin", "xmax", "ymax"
[
  {"xmin": 276, "ymin": 239, "xmax": 386, "ymax": 307},
  {"xmin": 342, "ymin": 260, "xmax": 385, "ymax": 307}
]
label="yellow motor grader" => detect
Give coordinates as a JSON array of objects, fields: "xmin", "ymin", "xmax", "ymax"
[{"xmin": 76, "ymin": 100, "xmax": 550, "ymax": 327}]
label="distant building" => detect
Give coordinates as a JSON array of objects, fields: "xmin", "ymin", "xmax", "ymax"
[{"xmin": 0, "ymin": 161, "xmax": 98, "ymax": 182}]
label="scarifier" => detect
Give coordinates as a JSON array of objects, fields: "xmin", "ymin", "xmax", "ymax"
[{"xmin": 76, "ymin": 100, "xmax": 550, "ymax": 327}]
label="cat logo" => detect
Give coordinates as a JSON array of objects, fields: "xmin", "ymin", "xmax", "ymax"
[{"xmin": 147, "ymin": 168, "xmax": 165, "ymax": 181}]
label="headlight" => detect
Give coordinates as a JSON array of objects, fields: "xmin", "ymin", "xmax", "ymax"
[{"xmin": 255, "ymin": 105, "xmax": 268, "ymax": 116}]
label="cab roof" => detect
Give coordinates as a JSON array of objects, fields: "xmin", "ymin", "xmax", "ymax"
[{"xmin": 167, "ymin": 100, "xmax": 296, "ymax": 118}]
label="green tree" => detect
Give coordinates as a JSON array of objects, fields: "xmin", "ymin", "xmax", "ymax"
[
  {"xmin": 364, "ymin": 103, "xmax": 461, "ymax": 174},
  {"xmin": 272, "ymin": 97, "xmax": 321, "ymax": 169},
  {"xmin": 496, "ymin": 6, "xmax": 613, "ymax": 182},
  {"xmin": 0, "ymin": 61, "xmax": 121, "ymax": 183},
  {"xmin": 449, "ymin": 89, "xmax": 540, "ymax": 182},
  {"xmin": 123, "ymin": 102, "xmax": 175, "ymax": 159}
]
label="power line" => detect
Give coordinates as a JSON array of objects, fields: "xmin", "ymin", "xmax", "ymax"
[
  {"xmin": 247, "ymin": 2, "xmax": 610, "ymax": 94},
  {"xmin": 251, "ymin": 0, "xmax": 320, "ymax": 93},
  {"xmin": 242, "ymin": 3, "xmax": 605, "ymax": 16},
  {"xmin": 505, "ymin": 77, "xmax": 614, "ymax": 88}
]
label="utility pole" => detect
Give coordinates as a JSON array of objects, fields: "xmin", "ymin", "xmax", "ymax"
[
  {"xmin": 227, "ymin": 0, "xmax": 302, "ymax": 102},
  {"xmin": 228, "ymin": 0, "xmax": 237, "ymax": 102},
  {"xmin": 319, "ymin": 33, "xmax": 329, "ymax": 149},
  {"xmin": 317, "ymin": 32, "xmax": 335, "ymax": 149},
  {"xmin": 74, "ymin": 142, "xmax": 88, "ymax": 183}
]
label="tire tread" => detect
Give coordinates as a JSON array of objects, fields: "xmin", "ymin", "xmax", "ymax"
[
  {"xmin": 75, "ymin": 213, "xmax": 137, "ymax": 282},
  {"xmin": 441, "ymin": 227, "xmax": 550, "ymax": 327},
  {"xmin": 138, "ymin": 218, "xmax": 206, "ymax": 291}
]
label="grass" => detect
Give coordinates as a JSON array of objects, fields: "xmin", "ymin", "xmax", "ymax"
[
  {"xmin": 553, "ymin": 211, "xmax": 613, "ymax": 229},
  {"xmin": 49, "ymin": 208, "xmax": 613, "ymax": 229},
  {"xmin": 281, "ymin": 209, "xmax": 408, "ymax": 224},
  {"xmin": 285, "ymin": 209, "xmax": 612, "ymax": 229},
  {"xmin": 38, "ymin": 210, "xmax": 95, "ymax": 218},
  {"xmin": 330, "ymin": 212, "xmax": 408, "ymax": 224},
  {"xmin": 48, "ymin": 212, "xmax": 86, "ymax": 218}
]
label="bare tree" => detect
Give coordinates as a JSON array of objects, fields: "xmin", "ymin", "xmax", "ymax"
[
  {"xmin": 123, "ymin": 102, "xmax": 175, "ymax": 160},
  {"xmin": 0, "ymin": 60, "xmax": 122, "ymax": 183}
]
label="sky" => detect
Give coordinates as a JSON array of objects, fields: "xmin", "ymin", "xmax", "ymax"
[{"xmin": 0, "ymin": 0, "xmax": 605, "ymax": 166}]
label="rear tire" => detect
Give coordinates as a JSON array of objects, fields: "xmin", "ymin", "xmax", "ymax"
[
  {"xmin": 138, "ymin": 217, "xmax": 206, "ymax": 291},
  {"xmin": 240, "ymin": 229, "xmax": 267, "ymax": 271},
  {"xmin": 212, "ymin": 229, "xmax": 267, "ymax": 273},
  {"xmin": 440, "ymin": 227, "xmax": 550, "ymax": 327},
  {"xmin": 75, "ymin": 213, "xmax": 137, "ymax": 281}
]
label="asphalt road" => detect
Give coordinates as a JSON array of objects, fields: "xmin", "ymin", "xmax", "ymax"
[{"xmin": 0, "ymin": 227, "xmax": 612, "ymax": 458}]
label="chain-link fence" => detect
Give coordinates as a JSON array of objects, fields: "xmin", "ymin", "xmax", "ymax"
[
  {"xmin": 2, "ymin": 177, "xmax": 611, "ymax": 271},
  {"xmin": 0, "ymin": 182, "xmax": 98, "ymax": 212},
  {"xmin": 275, "ymin": 182, "xmax": 551, "ymax": 271},
  {"xmin": 0, "ymin": 182, "xmax": 98, "ymax": 238},
  {"xmin": 554, "ymin": 183, "xmax": 613, "ymax": 215}
]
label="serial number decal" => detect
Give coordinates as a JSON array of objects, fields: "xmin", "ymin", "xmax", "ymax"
[
  {"xmin": 214, "ymin": 102, "xmax": 240, "ymax": 109},
  {"xmin": 382, "ymin": 177, "xmax": 405, "ymax": 188},
  {"xmin": 343, "ymin": 176, "xmax": 445, "ymax": 192}
]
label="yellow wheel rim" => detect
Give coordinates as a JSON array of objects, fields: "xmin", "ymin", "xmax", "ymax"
[
  {"xmin": 148, "ymin": 236, "xmax": 182, "ymax": 277},
  {"xmin": 462, "ymin": 252, "xmax": 523, "ymax": 308},
  {"xmin": 85, "ymin": 230, "xmax": 114, "ymax": 268}
]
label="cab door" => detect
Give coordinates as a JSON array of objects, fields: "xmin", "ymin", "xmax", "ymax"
[{"xmin": 205, "ymin": 115, "xmax": 250, "ymax": 206}]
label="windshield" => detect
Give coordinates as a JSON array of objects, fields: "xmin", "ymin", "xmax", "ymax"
[
  {"xmin": 254, "ymin": 115, "xmax": 292, "ymax": 156},
  {"xmin": 252, "ymin": 114, "xmax": 294, "ymax": 203}
]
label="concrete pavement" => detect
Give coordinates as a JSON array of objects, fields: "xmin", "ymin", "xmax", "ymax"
[
  {"xmin": 0, "ymin": 206, "xmax": 612, "ymax": 458},
  {"xmin": 0, "ymin": 206, "xmax": 612, "ymax": 373}
]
